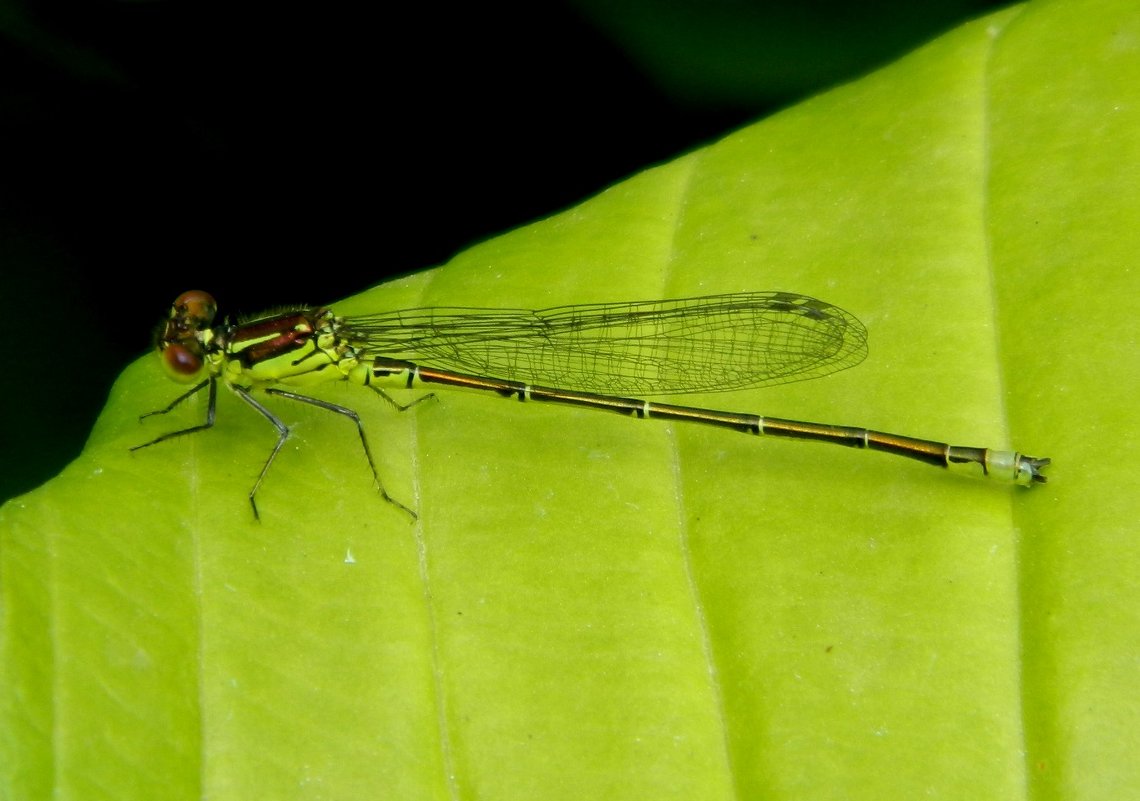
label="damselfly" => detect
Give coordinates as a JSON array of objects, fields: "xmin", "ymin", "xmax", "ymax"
[{"xmin": 132, "ymin": 290, "xmax": 1049, "ymax": 520}]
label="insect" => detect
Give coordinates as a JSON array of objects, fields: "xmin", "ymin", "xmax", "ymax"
[{"xmin": 133, "ymin": 290, "xmax": 1048, "ymax": 519}]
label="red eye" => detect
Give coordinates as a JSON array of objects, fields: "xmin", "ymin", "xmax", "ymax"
[
  {"xmin": 161, "ymin": 343, "xmax": 205, "ymax": 382},
  {"xmin": 172, "ymin": 290, "xmax": 217, "ymax": 326}
]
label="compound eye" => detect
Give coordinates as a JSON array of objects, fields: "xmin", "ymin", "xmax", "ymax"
[
  {"xmin": 172, "ymin": 290, "xmax": 217, "ymax": 326},
  {"xmin": 160, "ymin": 342, "xmax": 206, "ymax": 383}
]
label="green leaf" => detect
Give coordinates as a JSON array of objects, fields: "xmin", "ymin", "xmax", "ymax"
[
  {"xmin": 4, "ymin": 1, "xmax": 1139, "ymax": 798},
  {"xmin": 569, "ymin": 0, "xmax": 1010, "ymax": 104}
]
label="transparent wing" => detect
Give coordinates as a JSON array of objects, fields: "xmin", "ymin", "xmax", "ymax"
[{"xmin": 338, "ymin": 291, "xmax": 868, "ymax": 395}]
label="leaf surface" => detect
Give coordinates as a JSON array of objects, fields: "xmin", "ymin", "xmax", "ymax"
[{"xmin": 3, "ymin": 2, "xmax": 1138, "ymax": 798}]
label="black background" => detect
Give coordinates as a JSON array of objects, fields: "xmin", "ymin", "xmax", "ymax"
[{"xmin": 0, "ymin": 0, "xmax": 1007, "ymax": 504}]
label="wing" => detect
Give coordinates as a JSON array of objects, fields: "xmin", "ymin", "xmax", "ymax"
[{"xmin": 337, "ymin": 291, "xmax": 868, "ymax": 395}]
